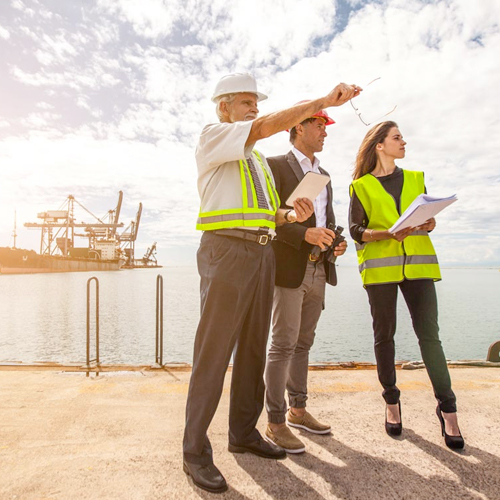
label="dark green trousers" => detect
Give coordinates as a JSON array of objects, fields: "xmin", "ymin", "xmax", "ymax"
[{"xmin": 366, "ymin": 278, "xmax": 457, "ymax": 413}]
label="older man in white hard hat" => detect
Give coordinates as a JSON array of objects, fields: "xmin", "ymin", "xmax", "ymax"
[{"xmin": 183, "ymin": 72, "xmax": 361, "ymax": 493}]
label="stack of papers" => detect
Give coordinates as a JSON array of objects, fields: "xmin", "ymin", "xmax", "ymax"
[{"xmin": 389, "ymin": 194, "xmax": 458, "ymax": 233}]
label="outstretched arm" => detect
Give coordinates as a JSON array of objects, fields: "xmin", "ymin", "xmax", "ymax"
[{"xmin": 246, "ymin": 83, "xmax": 362, "ymax": 148}]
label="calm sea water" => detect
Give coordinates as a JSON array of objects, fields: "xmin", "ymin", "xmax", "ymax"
[{"xmin": 0, "ymin": 267, "xmax": 498, "ymax": 365}]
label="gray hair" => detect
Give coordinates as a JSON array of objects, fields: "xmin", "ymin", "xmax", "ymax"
[{"xmin": 215, "ymin": 93, "xmax": 236, "ymax": 122}]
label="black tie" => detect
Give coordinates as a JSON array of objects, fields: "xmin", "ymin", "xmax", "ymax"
[{"xmin": 247, "ymin": 156, "xmax": 269, "ymax": 210}]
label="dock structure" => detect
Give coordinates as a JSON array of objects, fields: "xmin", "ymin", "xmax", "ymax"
[
  {"xmin": 1, "ymin": 191, "xmax": 162, "ymax": 274},
  {"xmin": 1, "ymin": 366, "xmax": 499, "ymax": 499}
]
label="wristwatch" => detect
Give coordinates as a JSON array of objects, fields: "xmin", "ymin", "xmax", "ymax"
[{"xmin": 284, "ymin": 209, "xmax": 296, "ymax": 223}]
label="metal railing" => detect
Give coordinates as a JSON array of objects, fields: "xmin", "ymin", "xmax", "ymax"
[
  {"xmin": 86, "ymin": 277, "xmax": 100, "ymax": 377},
  {"xmin": 83, "ymin": 274, "xmax": 167, "ymax": 373},
  {"xmin": 154, "ymin": 274, "xmax": 164, "ymax": 367},
  {"xmin": 80, "ymin": 274, "xmax": 498, "ymax": 371}
]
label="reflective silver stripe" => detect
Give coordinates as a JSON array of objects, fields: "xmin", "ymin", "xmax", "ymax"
[
  {"xmin": 240, "ymin": 160, "xmax": 255, "ymax": 209},
  {"xmin": 197, "ymin": 212, "xmax": 275, "ymax": 225},
  {"xmin": 255, "ymin": 151, "xmax": 279, "ymax": 211},
  {"xmin": 355, "ymin": 242, "xmax": 365, "ymax": 251},
  {"xmin": 359, "ymin": 254, "xmax": 439, "ymax": 273},
  {"xmin": 358, "ymin": 256, "xmax": 405, "ymax": 273},
  {"xmin": 406, "ymin": 255, "xmax": 439, "ymax": 265}
]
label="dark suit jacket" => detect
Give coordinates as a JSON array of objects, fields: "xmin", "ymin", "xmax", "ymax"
[{"xmin": 268, "ymin": 151, "xmax": 337, "ymax": 289}]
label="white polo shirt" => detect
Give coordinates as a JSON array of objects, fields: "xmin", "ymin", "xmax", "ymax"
[{"xmin": 196, "ymin": 120, "xmax": 276, "ymax": 232}]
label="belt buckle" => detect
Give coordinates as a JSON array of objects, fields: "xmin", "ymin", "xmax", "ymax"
[
  {"xmin": 309, "ymin": 253, "xmax": 318, "ymax": 262},
  {"xmin": 257, "ymin": 234, "xmax": 269, "ymax": 245}
]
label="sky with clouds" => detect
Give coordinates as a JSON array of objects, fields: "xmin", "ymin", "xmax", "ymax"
[{"xmin": 0, "ymin": 0, "xmax": 499, "ymax": 267}]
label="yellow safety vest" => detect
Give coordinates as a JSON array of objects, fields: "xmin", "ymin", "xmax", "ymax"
[
  {"xmin": 350, "ymin": 170, "xmax": 441, "ymax": 286},
  {"xmin": 196, "ymin": 150, "xmax": 280, "ymax": 231}
]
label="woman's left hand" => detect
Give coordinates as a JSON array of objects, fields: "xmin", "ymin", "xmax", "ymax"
[{"xmin": 417, "ymin": 217, "xmax": 436, "ymax": 232}]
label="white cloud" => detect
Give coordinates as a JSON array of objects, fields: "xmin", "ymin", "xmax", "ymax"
[
  {"xmin": 0, "ymin": 25, "xmax": 10, "ymax": 39},
  {"xmin": 20, "ymin": 112, "xmax": 62, "ymax": 128},
  {"xmin": 0, "ymin": 0, "xmax": 499, "ymax": 266},
  {"xmin": 96, "ymin": 0, "xmax": 179, "ymax": 38},
  {"xmin": 11, "ymin": 0, "xmax": 35, "ymax": 17}
]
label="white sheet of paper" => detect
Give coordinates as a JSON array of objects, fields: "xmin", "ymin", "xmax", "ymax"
[
  {"xmin": 285, "ymin": 171, "xmax": 330, "ymax": 207},
  {"xmin": 390, "ymin": 193, "xmax": 458, "ymax": 232}
]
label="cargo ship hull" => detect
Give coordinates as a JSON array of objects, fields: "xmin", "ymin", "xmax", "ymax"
[{"xmin": 0, "ymin": 247, "xmax": 122, "ymax": 274}]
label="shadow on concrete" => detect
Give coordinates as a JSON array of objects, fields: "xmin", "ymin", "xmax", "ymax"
[
  {"xmin": 232, "ymin": 431, "xmax": 492, "ymax": 500},
  {"xmin": 184, "ymin": 471, "xmax": 253, "ymax": 500},
  {"xmin": 234, "ymin": 453, "xmax": 326, "ymax": 500},
  {"xmin": 404, "ymin": 428, "xmax": 500, "ymax": 500},
  {"xmin": 292, "ymin": 433, "xmax": 481, "ymax": 500}
]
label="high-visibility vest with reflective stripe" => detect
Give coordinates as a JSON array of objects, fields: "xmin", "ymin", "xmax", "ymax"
[
  {"xmin": 350, "ymin": 170, "xmax": 441, "ymax": 285},
  {"xmin": 196, "ymin": 150, "xmax": 280, "ymax": 231}
]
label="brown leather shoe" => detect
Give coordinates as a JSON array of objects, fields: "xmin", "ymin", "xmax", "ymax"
[
  {"xmin": 183, "ymin": 460, "xmax": 228, "ymax": 493},
  {"xmin": 228, "ymin": 438, "xmax": 286, "ymax": 459}
]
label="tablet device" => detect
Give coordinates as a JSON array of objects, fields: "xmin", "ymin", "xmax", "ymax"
[{"xmin": 285, "ymin": 171, "xmax": 330, "ymax": 207}]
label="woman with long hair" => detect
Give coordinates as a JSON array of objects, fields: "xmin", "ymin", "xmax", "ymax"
[{"xmin": 349, "ymin": 121, "xmax": 464, "ymax": 449}]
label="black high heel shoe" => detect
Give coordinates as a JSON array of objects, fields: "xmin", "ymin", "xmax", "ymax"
[
  {"xmin": 436, "ymin": 406, "xmax": 464, "ymax": 450},
  {"xmin": 385, "ymin": 401, "xmax": 402, "ymax": 436}
]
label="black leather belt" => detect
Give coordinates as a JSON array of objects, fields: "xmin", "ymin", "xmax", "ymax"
[{"xmin": 211, "ymin": 229, "xmax": 271, "ymax": 246}]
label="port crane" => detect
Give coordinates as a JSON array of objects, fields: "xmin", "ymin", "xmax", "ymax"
[
  {"xmin": 23, "ymin": 192, "xmax": 161, "ymax": 267},
  {"xmin": 24, "ymin": 193, "xmax": 124, "ymax": 260}
]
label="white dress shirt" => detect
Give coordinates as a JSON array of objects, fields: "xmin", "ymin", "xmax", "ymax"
[{"xmin": 291, "ymin": 146, "xmax": 328, "ymax": 228}]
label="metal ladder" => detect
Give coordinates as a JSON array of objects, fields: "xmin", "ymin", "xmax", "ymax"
[{"xmin": 85, "ymin": 274, "xmax": 166, "ymax": 372}]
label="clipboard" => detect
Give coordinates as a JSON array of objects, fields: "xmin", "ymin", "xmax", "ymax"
[{"xmin": 285, "ymin": 171, "xmax": 330, "ymax": 207}]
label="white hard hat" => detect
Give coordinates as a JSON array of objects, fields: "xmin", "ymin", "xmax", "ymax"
[{"xmin": 211, "ymin": 73, "xmax": 268, "ymax": 103}]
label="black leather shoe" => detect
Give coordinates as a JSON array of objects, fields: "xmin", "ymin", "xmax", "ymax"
[
  {"xmin": 228, "ymin": 438, "xmax": 286, "ymax": 459},
  {"xmin": 436, "ymin": 406, "xmax": 465, "ymax": 450},
  {"xmin": 385, "ymin": 401, "xmax": 402, "ymax": 437},
  {"xmin": 183, "ymin": 460, "xmax": 228, "ymax": 494}
]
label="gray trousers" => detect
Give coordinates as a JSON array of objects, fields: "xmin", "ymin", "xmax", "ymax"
[
  {"xmin": 183, "ymin": 232, "xmax": 275, "ymax": 465},
  {"xmin": 265, "ymin": 260, "xmax": 326, "ymax": 424}
]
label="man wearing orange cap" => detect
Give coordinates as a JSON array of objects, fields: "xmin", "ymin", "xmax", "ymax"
[
  {"xmin": 183, "ymin": 74, "xmax": 360, "ymax": 493},
  {"xmin": 264, "ymin": 106, "xmax": 348, "ymax": 453}
]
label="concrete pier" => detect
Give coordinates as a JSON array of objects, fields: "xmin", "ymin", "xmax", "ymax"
[{"xmin": 1, "ymin": 366, "xmax": 499, "ymax": 499}]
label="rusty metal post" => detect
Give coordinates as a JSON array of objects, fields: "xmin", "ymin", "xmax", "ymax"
[
  {"xmin": 86, "ymin": 277, "xmax": 100, "ymax": 377},
  {"xmin": 487, "ymin": 341, "xmax": 500, "ymax": 362},
  {"xmin": 155, "ymin": 274, "xmax": 164, "ymax": 367}
]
